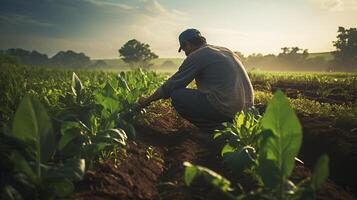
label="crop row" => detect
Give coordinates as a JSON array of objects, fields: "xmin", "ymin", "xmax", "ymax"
[
  {"xmin": 0, "ymin": 66, "xmax": 353, "ymax": 199},
  {"xmin": 184, "ymin": 91, "xmax": 329, "ymax": 200},
  {"xmin": 0, "ymin": 67, "xmax": 165, "ymax": 199}
]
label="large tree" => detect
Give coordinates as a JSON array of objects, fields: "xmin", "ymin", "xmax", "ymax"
[
  {"xmin": 118, "ymin": 39, "xmax": 158, "ymax": 69},
  {"xmin": 332, "ymin": 26, "xmax": 357, "ymax": 71}
]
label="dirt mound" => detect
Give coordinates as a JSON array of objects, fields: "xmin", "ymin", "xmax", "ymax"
[
  {"xmin": 72, "ymin": 140, "xmax": 165, "ymax": 200},
  {"xmin": 72, "ymin": 104, "xmax": 356, "ymax": 200},
  {"xmin": 293, "ymin": 165, "xmax": 355, "ymax": 200},
  {"xmin": 252, "ymin": 80, "xmax": 356, "ymax": 104},
  {"xmin": 299, "ymin": 115, "xmax": 357, "ymax": 197}
]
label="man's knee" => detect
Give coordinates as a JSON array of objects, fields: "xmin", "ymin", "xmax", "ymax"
[
  {"xmin": 170, "ymin": 89, "xmax": 185, "ymax": 109},
  {"xmin": 170, "ymin": 89, "xmax": 179, "ymax": 102}
]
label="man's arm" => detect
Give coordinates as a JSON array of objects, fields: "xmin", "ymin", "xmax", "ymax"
[
  {"xmin": 138, "ymin": 87, "xmax": 164, "ymax": 108},
  {"xmin": 137, "ymin": 52, "xmax": 203, "ymax": 108}
]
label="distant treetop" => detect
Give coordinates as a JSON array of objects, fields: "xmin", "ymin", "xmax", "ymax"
[
  {"xmin": 1, "ymin": 48, "xmax": 91, "ymax": 68},
  {"xmin": 118, "ymin": 39, "xmax": 158, "ymax": 69}
]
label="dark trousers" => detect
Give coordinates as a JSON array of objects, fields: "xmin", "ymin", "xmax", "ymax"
[{"xmin": 170, "ymin": 88, "xmax": 232, "ymax": 131}]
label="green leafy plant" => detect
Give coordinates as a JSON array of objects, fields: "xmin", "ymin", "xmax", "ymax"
[
  {"xmin": 0, "ymin": 67, "xmax": 166, "ymax": 199},
  {"xmin": 56, "ymin": 73, "xmax": 129, "ymax": 167},
  {"xmin": 183, "ymin": 162, "xmax": 233, "ymax": 196},
  {"xmin": 184, "ymin": 91, "xmax": 330, "ymax": 200},
  {"xmin": 3, "ymin": 95, "xmax": 85, "ymax": 200},
  {"xmin": 257, "ymin": 90, "xmax": 303, "ymax": 198},
  {"xmin": 214, "ymin": 109, "xmax": 262, "ymax": 173},
  {"xmin": 145, "ymin": 146, "xmax": 164, "ymax": 163}
]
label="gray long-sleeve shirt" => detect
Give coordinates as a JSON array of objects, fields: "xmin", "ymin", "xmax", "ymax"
[{"xmin": 159, "ymin": 44, "xmax": 254, "ymax": 118}]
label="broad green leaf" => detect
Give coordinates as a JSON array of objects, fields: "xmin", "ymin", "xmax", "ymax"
[
  {"xmin": 258, "ymin": 155, "xmax": 281, "ymax": 188},
  {"xmin": 63, "ymin": 158, "xmax": 86, "ymax": 181},
  {"xmin": 103, "ymin": 82, "xmax": 116, "ymax": 97},
  {"xmin": 183, "ymin": 162, "xmax": 199, "ymax": 186},
  {"xmin": 213, "ymin": 131, "xmax": 223, "ymax": 139},
  {"xmin": 58, "ymin": 134, "xmax": 86, "ymax": 158},
  {"xmin": 183, "ymin": 162, "xmax": 232, "ymax": 192},
  {"xmin": 71, "ymin": 72, "xmax": 83, "ymax": 97},
  {"xmin": 44, "ymin": 159, "xmax": 85, "ymax": 182},
  {"xmin": 89, "ymin": 114, "xmax": 99, "ymax": 134},
  {"xmin": 94, "ymin": 92, "xmax": 120, "ymax": 112},
  {"xmin": 58, "ymin": 121, "xmax": 82, "ymax": 150},
  {"xmin": 118, "ymin": 74, "xmax": 131, "ymax": 91},
  {"xmin": 58, "ymin": 129, "xmax": 81, "ymax": 150},
  {"xmin": 92, "ymin": 132, "xmax": 119, "ymax": 144},
  {"xmin": 12, "ymin": 96, "xmax": 55, "ymax": 163},
  {"xmin": 311, "ymin": 154, "xmax": 329, "ymax": 190},
  {"xmin": 221, "ymin": 144, "xmax": 235, "ymax": 156},
  {"xmin": 83, "ymin": 143, "xmax": 110, "ymax": 160},
  {"xmin": 234, "ymin": 111, "xmax": 245, "ymax": 128},
  {"xmin": 50, "ymin": 179, "xmax": 74, "ymax": 197},
  {"xmin": 10, "ymin": 152, "xmax": 37, "ymax": 184},
  {"xmin": 1, "ymin": 185, "xmax": 23, "ymax": 200},
  {"xmin": 223, "ymin": 146, "xmax": 256, "ymax": 172},
  {"xmin": 60, "ymin": 121, "xmax": 81, "ymax": 135},
  {"xmin": 0, "ymin": 133, "xmax": 35, "ymax": 161},
  {"xmin": 125, "ymin": 123, "xmax": 136, "ymax": 139},
  {"xmin": 258, "ymin": 90, "xmax": 302, "ymax": 189},
  {"xmin": 59, "ymin": 92, "xmax": 75, "ymax": 106},
  {"xmin": 108, "ymin": 78, "xmax": 119, "ymax": 90}
]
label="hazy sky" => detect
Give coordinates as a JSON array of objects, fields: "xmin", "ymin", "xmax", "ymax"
[{"xmin": 0, "ymin": 0, "xmax": 356, "ymax": 58}]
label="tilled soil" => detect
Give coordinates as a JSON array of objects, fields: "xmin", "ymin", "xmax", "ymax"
[
  {"xmin": 252, "ymin": 80, "xmax": 356, "ymax": 105},
  {"xmin": 299, "ymin": 115, "xmax": 357, "ymax": 196},
  {"xmin": 72, "ymin": 104, "xmax": 356, "ymax": 200},
  {"xmin": 71, "ymin": 139, "xmax": 165, "ymax": 200}
]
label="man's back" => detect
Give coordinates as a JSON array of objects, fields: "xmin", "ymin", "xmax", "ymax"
[
  {"xmin": 160, "ymin": 44, "xmax": 254, "ymax": 118},
  {"xmin": 139, "ymin": 28, "xmax": 254, "ymax": 130},
  {"xmin": 191, "ymin": 44, "xmax": 254, "ymax": 117}
]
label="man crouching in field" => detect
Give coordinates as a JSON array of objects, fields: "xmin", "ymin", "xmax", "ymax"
[{"xmin": 137, "ymin": 28, "xmax": 254, "ymax": 131}]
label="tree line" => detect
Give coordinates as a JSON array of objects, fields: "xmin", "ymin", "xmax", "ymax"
[
  {"xmin": 0, "ymin": 49, "xmax": 92, "ymax": 68},
  {"xmin": 235, "ymin": 47, "xmax": 330, "ymax": 71},
  {"xmin": 1, "ymin": 26, "xmax": 356, "ymax": 71},
  {"xmin": 117, "ymin": 26, "xmax": 356, "ymax": 72},
  {"xmin": 236, "ymin": 26, "xmax": 357, "ymax": 72}
]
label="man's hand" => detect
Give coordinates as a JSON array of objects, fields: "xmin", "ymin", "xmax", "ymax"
[
  {"xmin": 138, "ymin": 96, "xmax": 151, "ymax": 108},
  {"xmin": 137, "ymin": 88, "xmax": 163, "ymax": 109}
]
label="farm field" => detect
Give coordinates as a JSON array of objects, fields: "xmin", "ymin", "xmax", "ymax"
[
  {"xmin": 91, "ymin": 58, "xmax": 184, "ymax": 72},
  {"xmin": 0, "ymin": 65, "xmax": 356, "ymax": 200},
  {"xmin": 92, "ymin": 53, "xmax": 333, "ymax": 73}
]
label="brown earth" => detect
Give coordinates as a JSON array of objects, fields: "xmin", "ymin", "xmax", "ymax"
[
  {"xmin": 252, "ymin": 80, "xmax": 356, "ymax": 105},
  {"xmin": 254, "ymin": 80, "xmax": 357, "ymax": 196},
  {"xmin": 299, "ymin": 115, "xmax": 357, "ymax": 196},
  {"xmin": 71, "ymin": 104, "xmax": 230, "ymax": 200},
  {"xmin": 71, "ymin": 103, "xmax": 356, "ymax": 200},
  {"xmin": 72, "ymin": 139, "xmax": 165, "ymax": 200}
]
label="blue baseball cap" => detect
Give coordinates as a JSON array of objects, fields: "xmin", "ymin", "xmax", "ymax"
[{"xmin": 178, "ymin": 28, "xmax": 202, "ymax": 52}]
